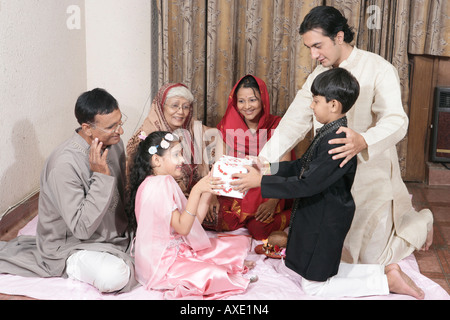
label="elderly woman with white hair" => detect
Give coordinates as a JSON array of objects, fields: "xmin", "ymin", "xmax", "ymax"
[{"xmin": 126, "ymin": 83, "xmax": 214, "ymax": 196}]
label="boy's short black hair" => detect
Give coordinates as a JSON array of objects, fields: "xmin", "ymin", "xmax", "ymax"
[
  {"xmin": 299, "ymin": 6, "xmax": 355, "ymax": 43},
  {"xmin": 74, "ymin": 88, "xmax": 119, "ymax": 125},
  {"xmin": 311, "ymin": 68, "xmax": 360, "ymax": 113}
]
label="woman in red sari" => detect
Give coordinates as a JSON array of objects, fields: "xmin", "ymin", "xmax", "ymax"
[{"xmin": 206, "ymin": 75, "xmax": 293, "ymax": 240}]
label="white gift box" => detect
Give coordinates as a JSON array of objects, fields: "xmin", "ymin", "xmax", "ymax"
[{"xmin": 212, "ymin": 155, "xmax": 253, "ymax": 199}]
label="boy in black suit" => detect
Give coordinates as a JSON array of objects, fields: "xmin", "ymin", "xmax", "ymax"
[{"xmin": 232, "ymin": 68, "xmax": 424, "ymax": 299}]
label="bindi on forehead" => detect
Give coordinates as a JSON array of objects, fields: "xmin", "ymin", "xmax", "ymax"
[
  {"xmin": 237, "ymin": 88, "xmax": 260, "ymax": 99},
  {"xmin": 238, "ymin": 94, "xmax": 257, "ymax": 100}
]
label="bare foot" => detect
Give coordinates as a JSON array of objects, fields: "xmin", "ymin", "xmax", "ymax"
[
  {"xmin": 420, "ymin": 227, "xmax": 433, "ymax": 251},
  {"xmin": 419, "ymin": 211, "xmax": 434, "ymax": 251},
  {"xmin": 385, "ymin": 264, "xmax": 425, "ymax": 299},
  {"xmin": 244, "ymin": 260, "xmax": 256, "ymax": 270}
]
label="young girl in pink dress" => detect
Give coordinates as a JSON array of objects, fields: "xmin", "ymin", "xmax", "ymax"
[{"xmin": 126, "ymin": 131, "xmax": 252, "ymax": 299}]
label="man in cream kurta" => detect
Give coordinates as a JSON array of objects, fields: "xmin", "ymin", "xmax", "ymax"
[{"xmin": 259, "ymin": 8, "xmax": 433, "ymax": 265}]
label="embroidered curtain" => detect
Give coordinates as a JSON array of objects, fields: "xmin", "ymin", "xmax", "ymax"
[{"xmin": 154, "ymin": 0, "xmax": 450, "ymax": 174}]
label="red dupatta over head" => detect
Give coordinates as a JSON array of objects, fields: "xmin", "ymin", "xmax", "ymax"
[
  {"xmin": 218, "ymin": 75, "xmax": 281, "ymax": 157},
  {"xmin": 217, "ymin": 75, "xmax": 283, "ymax": 215}
]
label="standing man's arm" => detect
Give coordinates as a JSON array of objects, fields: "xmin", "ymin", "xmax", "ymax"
[
  {"xmin": 328, "ymin": 64, "xmax": 408, "ymax": 166},
  {"xmin": 258, "ymin": 70, "xmax": 320, "ymax": 163}
]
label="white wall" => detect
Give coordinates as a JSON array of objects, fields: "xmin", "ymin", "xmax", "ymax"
[
  {"xmin": 0, "ymin": 0, "xmax": 152, "ymax": 217},
  {"xmin": 0, "ymin": 0, "xmax": 87, "ymax": 216},
  {"xmin": 85, "ymin": 0, "xmax": 152, "ymax": 144}
]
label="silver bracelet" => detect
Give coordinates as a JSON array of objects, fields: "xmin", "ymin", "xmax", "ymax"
[{"xmin": 185, "ymin": 209, "xmax": 196, "ymax": 217}]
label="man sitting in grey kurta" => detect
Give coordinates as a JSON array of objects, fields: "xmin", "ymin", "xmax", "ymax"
[{"xmin": 0, "ymin": 88, "xmax": 136, "ymax": 293}]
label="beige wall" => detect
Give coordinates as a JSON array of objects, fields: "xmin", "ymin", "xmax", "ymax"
[
  {"xmin": 85, "ymin": 0, "xmax": 151, "ymax": 144},
  {"xmin": 0, "ymin": 0, "xmax": 87, "ymax": 216},
  {"xmin": 0, "ymin": 0, "xmax": 152, "ymax": 217}
]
